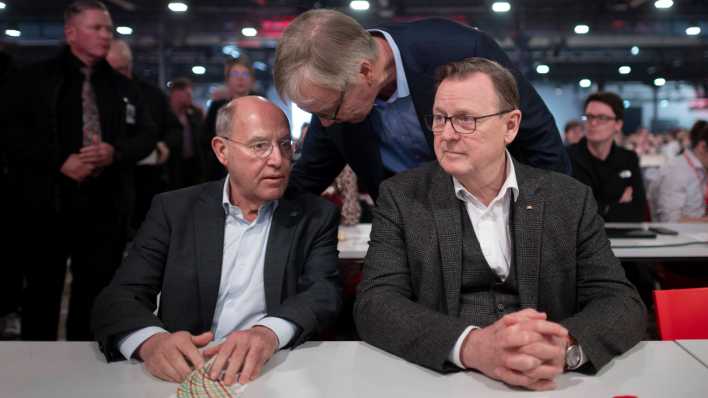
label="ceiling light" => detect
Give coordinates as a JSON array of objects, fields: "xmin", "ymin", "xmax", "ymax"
[
  {"xmin": 536, "ymin": 64, "xmax": 550, "ymax": 74},
  {"xmin": 574, "ymin": 24, "xmax": 590, "ymax": 34},
  {"xmin": 222, "ymin": 45, "xmax": 240, "ymax": 58},
  {"xmin": 116, "ymin": 26, "xmax": 133, "ymax": 35},
  {"xmin": 491, "ymin": 2, "xmax": 511, "ymax": 13},
  {"xmin": 241, "ymin": 27, "xmax": 258, "ymax": 37},
  {"xmin": 192, "ymin": 65, "xmax": 206, "ymax": 75},
  {"xmin": 623, "ymin": 100, "xmax": 631, "ymax": 108},
  {"xmin": 4, "ymin": 29, "xmax": 20, "ymax": 37},
  {"xmin": 654, "ymin": 0, "xmax": 673, "ymax": 9},
  {"xmin": 0, "ymin": 2, "xmax": 6, "ymax": 10},
  {"xmin": 253, "ymin": 61, "xmax": 267, "ymax": 71},
  {"xmin": 168, "ymin": 2, "xmax": 188, "ymax": 12},
  {"xmin": 654, "ymin": 77, "xmax": 666, "ymax": 87},
  {"xmin": 579, "ymin": 78, "xmax": 592, "ymax": 88},
  {"xmin": 618, "ymin": 66, "xmax": 631, "ymax": 75},
  {"xmin": 350, "ymin": 1, "xmax": 370, "ymax": 11},
  {"xmin": 630, "ymin": 46, "xmax": 640, "ymax": 55},
  {"xmin": 686, "ymin": 26, "xmax": 701, "ymax": 36},
  {"xmin": 660, "ymin": 99, "xmax": 669, "ymax": 107}
]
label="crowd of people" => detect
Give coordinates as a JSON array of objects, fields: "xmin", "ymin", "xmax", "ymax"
[{"xmin": 0, "ymin": 0, "xmax": 706, "ymax": 392}]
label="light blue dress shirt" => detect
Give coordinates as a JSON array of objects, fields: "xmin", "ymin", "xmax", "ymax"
[
  {"xmin": 117, "ymin": 178, "xmax": 297, "ymax": 360},
  {"xmin": 368, "ymin": 29, "xmax": 435, "ymax": 173}
]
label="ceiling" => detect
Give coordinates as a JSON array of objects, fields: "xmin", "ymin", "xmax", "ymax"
[{"xmin": 1, "ymin": 0, "xmax": 706, "ymax": 89}]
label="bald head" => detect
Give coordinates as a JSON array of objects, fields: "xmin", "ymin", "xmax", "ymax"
[
  {"xmin": 107, "ymin": 39, "xmax": 133, "ymax": 78},
  {"xmin": 215, "ymin": 96, "xmax": 290, "ymax": 140}
]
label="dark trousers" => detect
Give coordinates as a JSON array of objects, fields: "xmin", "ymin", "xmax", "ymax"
[{"xmin": 21, "ymin": 185, "xmax": 127, "ymax": 341}]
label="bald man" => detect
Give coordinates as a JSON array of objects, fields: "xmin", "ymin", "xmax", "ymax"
[
  {"xmin": 106, "ymin": 39, "xmax": 183, "ymax": 229},
  {"xmin": 92, "ymin": 96, "xmax": 342, "ymax": 385}
]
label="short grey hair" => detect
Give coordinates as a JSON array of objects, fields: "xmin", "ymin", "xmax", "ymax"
[
  {"xmin": 274, "ymin": 9, "xmax": 378, "ymax": 104},
  {"xmin": 435, "ymin": 57, "xmax": 520, "ymax": 111},
  {"xmin": 215, "ymin": 101, "xmax": 237, "ymax": 138},
  {"xmin": 64, "ymin": 0, "xmax": 108, "ymax": 24}
]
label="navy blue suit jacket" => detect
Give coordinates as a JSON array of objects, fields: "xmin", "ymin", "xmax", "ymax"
[{"xmin": 290, "ymin": 18, "xmax": 570, "ymax": 199}]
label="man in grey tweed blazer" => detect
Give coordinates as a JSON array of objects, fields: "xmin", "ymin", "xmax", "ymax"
[{"xmin": 354, "ymin": 58, "xmax": 646, "ymax": 391}]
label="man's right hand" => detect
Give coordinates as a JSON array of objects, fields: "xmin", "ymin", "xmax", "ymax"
[
  {"xmin": 137, "ymin": 331, "xmax": 213, "ymax": 383},
  {"xmin": 59, "ymin": 154, "xmax": 95, "ymax": 182},
  {"xmin": 460, "ymin": 309, "xmax": 568, "ymax": 391}
]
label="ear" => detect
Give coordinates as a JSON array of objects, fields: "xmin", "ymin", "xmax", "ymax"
[
  {"xmin": 211, "ymin": 136, "xmax": 229, "ymax": 167},
  {"xmin": 503, "ymin": 109, "xmax": 522, "ymax": 145},
  {"xmin": 64, "ymin": 24, "xmax": 76, "ymax": 44},
  {"xmin": 616, "ymin": 119, "xmax": 624, "ymax": 135},
  {"xmin": 359, "ymin": 60, "xmax": 374, "ymax": 86}
]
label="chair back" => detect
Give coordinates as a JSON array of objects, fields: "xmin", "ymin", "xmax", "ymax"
[{"xmin": 654, "ymin": 287, "xmax": 708, "ymax": 340}]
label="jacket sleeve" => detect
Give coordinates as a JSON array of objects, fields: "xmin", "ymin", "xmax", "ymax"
[
  {"xmin": 91, "ymin": 194, "xmax": 170, "ymax": 361},
  {"xmin": 354, "ymin": 181, "xmax": 470, "ymax": 373},
  {"xmin": 474, "ymin": 30, "xmax": 570, "ymax": 175},
  {"xmin": 267, "ymin": 199, "xmax": 343, "ymax": 347},
  {"xmin": 288, "ymin": 116, "xmax": 347, "ymax": 196},
  {"xmin": 559, "ymin": 184, "xmax": 647, "ymax": 372}
]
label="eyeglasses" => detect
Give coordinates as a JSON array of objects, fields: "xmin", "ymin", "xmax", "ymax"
[
  {"xmin": 228, "ymin": 71, "xmax": 251, "ymax": 79},
  {"xmin": 221, "ymin": 136, "xmax": 294, "ymax": 159},
  {"xmin": 316, "ymin": 87, "xmax": 346, "ymax": 122},
  {"xmin": 581, "ymin": 114, "xmax": 618, "ymax": 124},
  {"xmin": 425, "ymin": 109, "xmax": 514, "ymax": 135}
]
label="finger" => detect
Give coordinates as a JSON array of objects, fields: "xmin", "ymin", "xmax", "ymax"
[
  {"xmin": 501, "ymin": 309, "xmax": 546, "ymax": 326},
  {"xmin": 203, "ymin": 344, "xmax": 221, "ymax": 359},
  {"xmin": 238, "ymin": 343, "xmax": 267, "ymax": 384},
  {"xmin": 518, "ymin": 341, "xmax": 565, "ymax": 362},
  {"xmin": 522, "ymin": 320, "xmax": 568, "ymax": 339},
  {"xmin": 92, "ymin": 134, "xmax": 101, "ymax": 145},
  {"xmin": 525, "ymin": 364, "xmax": 564, "ymax": 381},
  {"xmin": 502, "ymin": 351, "xmax": 542, "ymax": 372},
  {"xmin": 527, "ymin": 378, "xmax": 557, "ymax": 391},
  {"xmin": 192, "ymin": 331, "xmax": 214, "ymax": 348},
  {"xmin": 165, "ymin": 345, "xmax": 193, "ymax": 381},
  {"xmin": 223, "ymin": 342, "xmax": 250, "ymax": 385},
  {"xmin": 209, "ymin": 341, "xmax": 234, "ymax": 380},
  {"xmin": 494, "ymin": 366, "xmax": 538, "ymax": 389},
  {"xmin": 157, "ymin": 351, "xmax": 185, "ymax": 383},
  {"xmin": 496, "ymin": 327, "xmax": 545, "ymax": 348},
  {"xmin": 176, "ymin": 337, "xmax": 205, "ymax": 370}
]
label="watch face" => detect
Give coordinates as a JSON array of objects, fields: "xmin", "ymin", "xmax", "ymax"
[{"xmin": 566, "ymin": 345, "xmax": 581, "ymax": 369}]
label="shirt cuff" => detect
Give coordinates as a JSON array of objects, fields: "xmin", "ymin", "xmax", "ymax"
[
  {"xmin": 448, "ymin": 325, "xmax": 478, "ymax": 369},
  {"xmin": 117, "ymin": 326, "xmax": 168, "ymax": 360},
  {"xmin": 255, "ymin": 317, "xmax": 298, "ymax": 350}
]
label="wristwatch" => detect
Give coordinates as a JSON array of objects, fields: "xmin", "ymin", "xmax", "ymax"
[{"xmin": 565, "ymin": 343, "xmax": 583, "ymax": 370}]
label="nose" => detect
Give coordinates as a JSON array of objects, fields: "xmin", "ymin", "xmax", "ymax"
[
  {"xmin": 439, "ymin": 119, "xmax": 459, "ymax": 141},
  {"xmin": 266, "ymin": 144, "xmax": 285, "ymax": 168}
]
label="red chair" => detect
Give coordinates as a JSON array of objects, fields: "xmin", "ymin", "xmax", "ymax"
[{"xmin": 653, "ymin": 287, "xmax": 708, "ymax": 340}]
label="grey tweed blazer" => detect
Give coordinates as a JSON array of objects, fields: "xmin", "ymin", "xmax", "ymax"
[{"xmin": 354, "ymin": 159, "xmax": 646, "ymax": 373}]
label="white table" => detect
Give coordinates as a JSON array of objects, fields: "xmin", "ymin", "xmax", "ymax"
[
  {"xmin": 339, "ymin": 223, "xmax": 708, "ymax": 262},
  {"xmin": 1, "ymin": 341, "xmax": 707, "ymax": 397},
  {"xmin": 677, "ymin": 340, "xmax": 708, "ymax": 368}
]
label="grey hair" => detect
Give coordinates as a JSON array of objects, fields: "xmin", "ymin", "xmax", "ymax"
[
  {"xmin": 215, "ymin": 101, "xmax": 237, "ymax": 138},
  {"xmin": 273, "ymin": 9, "xmax": 378, "ymax": 104},
  {"xmin": 64, "ymin": 0, "xmax": 108, "ymax": 24},
  {"xmin": 435, "ymin": 57, "xmax": 520, "ymax": 111}
]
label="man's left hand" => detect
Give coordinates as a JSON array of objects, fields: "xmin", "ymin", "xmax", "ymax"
[
  {"xmin": 203, "ymin": 326, "xmax": 278, "ymax": 385},
  {"xmin": 79, "ymin": 135, "xmax": 115, "ymax": 167}
]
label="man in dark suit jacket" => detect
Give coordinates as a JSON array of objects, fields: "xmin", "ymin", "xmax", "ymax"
[
  {"xmin": 4, "ymin": 1, "xmax": 157, "ymax": 341},
  {"xmin": 354, "ymin": 58, "xmax": 645, "ymax": 391},
  {"xmin": 274, "ymin": 9, "xmax": 569, "ymax": 199},
  {"xmin": 92, "ymin": 96, "xmax": 341, "ymax": 386}
]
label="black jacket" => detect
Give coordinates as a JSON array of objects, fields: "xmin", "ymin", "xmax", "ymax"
[{"xmin": 4, "ymin": 47, "xmax": 156, "ymax": 215}]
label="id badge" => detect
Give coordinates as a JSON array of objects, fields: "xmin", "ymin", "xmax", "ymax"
[{"xmin": 124, "ymin": 97, "xmax": 136, "ymax": 125}]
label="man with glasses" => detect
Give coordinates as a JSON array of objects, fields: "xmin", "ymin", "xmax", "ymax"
[
  {"xmin": 354, "ymin": 58, "xmax": 645, "ymax": 390},
  {"xmin": 92, "ymin": 96, "xmax": 342, "ymax": 386},
  {"xmin": 274, "ymin": 9, "xmax": 569, "ymax": 199}
]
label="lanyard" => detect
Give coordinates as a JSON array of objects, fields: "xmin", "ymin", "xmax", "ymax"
[{"xmin": 683, "ymin": 151, "xmax": 708, "ymax": 207}]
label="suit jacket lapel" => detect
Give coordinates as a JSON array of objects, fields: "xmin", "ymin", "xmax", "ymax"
[
  {"xmin": 511, "ymin": 161, "xmax": 544, "ymax": 310},
  {"xmin": 194, "ymin": 180, "xmax": 226, "ymax": 331},
  {"xmin": 429, "ymin": 165, "xmax": 463, "ymax": 316},
  {"xmin": 263, "ymin": 197, "xmax": 302, "ymax": 310}
]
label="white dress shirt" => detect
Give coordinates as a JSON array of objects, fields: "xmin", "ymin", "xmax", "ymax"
[
  {"xmin": 652, "ymin": 150, "xmax": 707, "ymax": 222},
  {"xmin": 118, "ymin": 178, "xmax": 297, "ymax": 360}
]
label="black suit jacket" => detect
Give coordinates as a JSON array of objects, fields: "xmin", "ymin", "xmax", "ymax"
[
  {"xmin": 290, "ymin": 19, "xmax": 570, "ymax": 199},
  {"xmin": 354, "ymin": 160, "xmax": 646, "ymax": 373},
  {"xmin": 92, "ymin": 180, "xmax": 342, "ymax": 361}
]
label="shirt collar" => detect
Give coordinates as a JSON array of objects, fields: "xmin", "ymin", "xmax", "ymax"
[
  {"xmin": 452, "ymin": 150, "xmax": 519, "ymax": 205},
  {"xmin": 367, "ymin": 29, "xmax": 409, "ymax": 103},
  {"xmin": 685, "ymin": 149, "xmax": 705, "ymax": 171},
  {"xmin": 221, "ymin": 177, "xmax": 277, "ymax": 219}
]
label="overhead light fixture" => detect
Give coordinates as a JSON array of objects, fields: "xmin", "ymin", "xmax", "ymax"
[
  {"xmin": 536, "ymin": 64, "xmax": 550, "ymax": 74},
  {"xmin": 116, "ymin": 26, "xmax": 133, "ymax": 35},
  {"xmin": 654, "ymin": 77, "xmax": 666, "ymax": 87},
  {"xmin": 241, "ymin": 27, "xmax": 258, "ymax": 37},
  {"xmin": 574, "ymin": 24, "xmax": 590, "ymax": 34},
  {"xmin": 168, "ymin": 2, "xmax": 188, "ymax": 12},
  {"xmin": 491, "ymin": 2, "xmax": 511, "ymax": 13},
  {"xmin": 654, "ymin": 0, "xmax": 673, "ymax": 9},
  {"xmin": 350, "ymin": 1, "xmax": 370, "ymax": 11},
  {"xmin": 685, "ymin": 26, "xmax": 701, "ymax": 36},
  {"xmin": 222, "ymin": 45, "xmax": 240, "ymax": 58},
  {"xmin": 618, "ymin": 66, "xmax": 631, "ymax": 75},
  {"xmin": 579, "ymin": 78, "xmax": 592, "ymax": 88},
  {"xmin": 253, "ymin": 61, "xmax": 267, "ymax": 71},
  {"xmin": 4, "ymin": 29, "xmax": 20, "ymax": 37},
  {"xmin": 0, "ymin": 2, "xmax": 6, "ymax": 10},
  {"xmin": 660, "ymin": 99, "xmax": 669, "ymax": 107},
  {"xmin": 623, "ymin": 100, "xmax": 631, "ymax": 108},
  {"xmin": 630, "ymin": 46, "xmax": 640, "ymax": 56},
  {"xmin": 192, "ymin": 65, "xmax": 206, "ymax": 75}
]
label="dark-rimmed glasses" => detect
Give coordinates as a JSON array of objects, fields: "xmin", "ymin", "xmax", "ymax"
[{"xmin": 425, "ymin": 109, "xmax": 515, "ymax": 135}]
